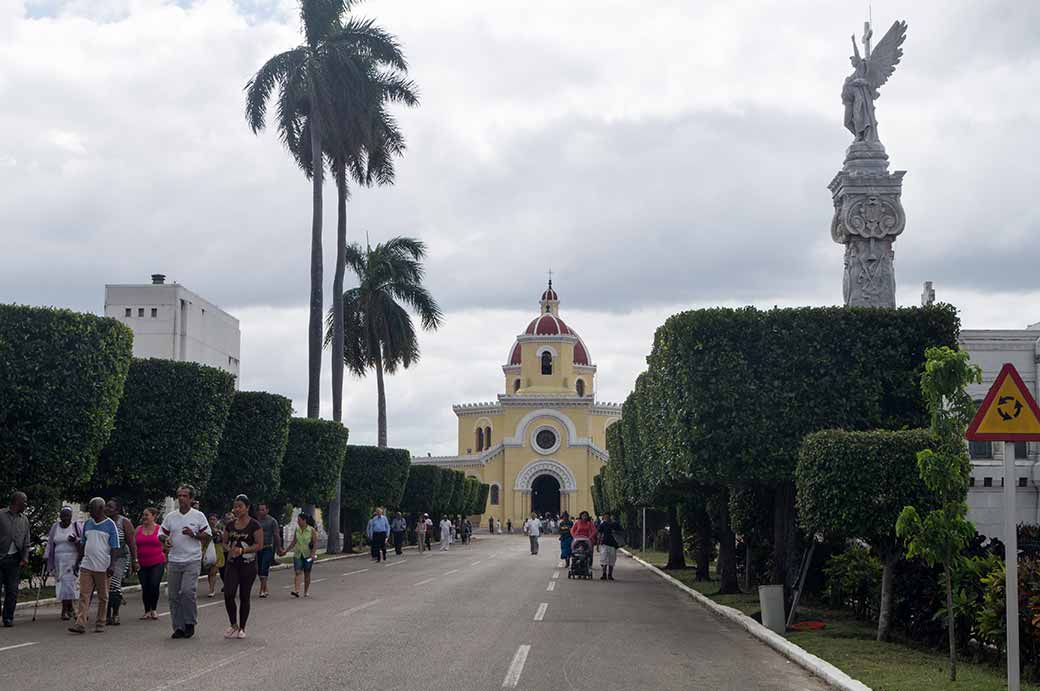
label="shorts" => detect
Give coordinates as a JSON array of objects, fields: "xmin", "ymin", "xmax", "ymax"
[
  {"xmin": 257, "ymin": 546, "xmax": 275, "ymax": 577},
  {"xmin": 600, "ymin": 545, "xmax": 618, "ymax": 567},
  {"xmin": 293, "ymin": 556, "xmax": 314, "ymax": 573}
]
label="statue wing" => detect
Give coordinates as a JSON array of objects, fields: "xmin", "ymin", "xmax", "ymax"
[{"xmin": 866, "ymin": 20, "xmax": 907, "ymax": 91}]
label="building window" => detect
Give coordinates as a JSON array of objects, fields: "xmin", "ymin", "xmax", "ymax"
[
  {"xmin": 576, "ymin": 379, "xmax": 585, "ymax": 397},
  {"xmin": 137, "ymin": 307, "xmax": 144, "ymax": 317},
  {"xmin": 476, "ymin": 428, "xmax": 484, "ymax": 453},
  {"xmin": 541, "ymin": 351, "xmax": 552, "ymax": 375},
  {"xmin": 1020, "ymin": 477, "xmax": 1028, "ymax": 488},
  {"xmin": 969, "ymin": 440, "xmax": 992, "ymax": 460},
  {"xmin": 536, "ymin": 429, "xmax": 557, "ymax": 452},
  {"xmin": 1015, "ymin": 441, "xmax": 1029, "ymax": 459},
  {"xmin": 490, "ymin": 485, "xmax": 500, "ymax": 505},
  {"xmin": 984, "ymin": 477, "xmax": 993, "ymax": 487},
  {"xmin": 513, "ymin": 379, "xmax": 521, "ymax": 393},
  {"xmin": 485, "ymin": 426, "xmax": 492, "ymax": 447},
  {"xmin": 124, "ymin": 307, "xmax": 131, "ymax": 317},
  {"xmin": 151, "ymin": 308, "xmax": 157, "ymax": 318},
  {"xmin": 969, "ymin": 477, "xmax": 975, "ymax": 487}
]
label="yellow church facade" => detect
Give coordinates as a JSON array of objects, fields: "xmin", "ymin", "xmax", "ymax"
[{"xmin": 415, "ymin": 283, "xmax": 621, "ymax": 525}]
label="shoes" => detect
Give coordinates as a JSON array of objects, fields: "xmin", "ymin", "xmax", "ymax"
[
  {"xmin": 140, "ymin": 613, "xmax": 151, "ymax": 620},
  {"xmin": 171, "ymin": 629, "xmax": 186, "ymax": 639},
  {"xmin": 68, "ymin": 624, "xmax": 86, "ymax": 634},
  {"xmin": 2, "ymin": 620, "xmax": 11, "ymax": 627},
  {"xmin": 236, "ymin": 628, "xmax": 247, "ymax": 639},
  {"xmin": 94, "ymin": 624, "xmax": 105, "ymax": 633},
  {"xmin": 207, "ymin": 591, "xmax": 215, "ymax": 598},
  {"xmin": 224, "ymin": 626, "xmax": 238, "ymax": 639},
  {"xmin": 600, "ymin": 574, "xmax": 607, "ymax": 580},
  {"xmin": 61, "ymin": 612, "xmax": 71, "ymax": 621},
  {"xmin": 184, "ymin": 624, "xmax": 195, "ymax": 638},
  {"xmin": 608, "ymin": 575, "xmax": 615, "ymax": 581},
  {"xmin": 290, "ymin": 591, "xmax": 299, "ymax": 598},
  {"xmin": 111, "ymin": 615, "xmax": 120, "ymax": 626}
]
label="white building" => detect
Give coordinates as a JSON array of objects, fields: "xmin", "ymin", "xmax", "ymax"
[{"xmin": 104, "ymin": 274, "xmax": 240, "ymax": 382}]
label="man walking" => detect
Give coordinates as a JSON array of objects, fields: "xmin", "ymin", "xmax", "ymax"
[
  {"xmin": 161, "ymin": 485, "xmax": 210, "ymax": 639},
  {"xmin": 523, "ymin": 513, "xmax": 542, "ymax": 555},
  {"xmin": 415, "ymin": 513, "xmax": 428, "ymax": 554},
  {"xmin": 390, "ymin": 511, "xmax": 407, "ymax": 556},
  {"xmin": 597, "ymin": 513, "xmax": 622, "ymax": 581},
  {"xmin": 68, "ymin": 497, "xmax": 118, "ymax": 634},
  {"xmin": 366, "ymin": 509, "xmax": 389, "ymax": 562},
  {"xmin": 439, "ymin": 516, "xmax": 452, "ymax": 551},
  {"xmin": 0, "ymin": 491, "xmax": 30, "ymax": 627},
  {"xmin": 255, "ymin": 503, "xmax": 282, "ymax": 598}
]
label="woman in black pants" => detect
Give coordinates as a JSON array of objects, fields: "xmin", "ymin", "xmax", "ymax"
[
  {"xmin": 222, "ymin": 495, "xmax": 263, "ymax": 639},
  {"xmin": 135, "ymin": 507, "xmax": 165, "ymax": 620}
]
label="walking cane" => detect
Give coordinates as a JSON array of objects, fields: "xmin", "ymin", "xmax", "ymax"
[{"xmin": 32, "ymin": 569, "xmax": 47, "ymax": 622}]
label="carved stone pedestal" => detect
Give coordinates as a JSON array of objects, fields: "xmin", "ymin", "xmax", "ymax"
[{"xmin": 828, "ymin": 142, "xmax": 906, "ymax": 308}]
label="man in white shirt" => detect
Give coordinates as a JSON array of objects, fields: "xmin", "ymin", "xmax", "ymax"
[
  {"xmin": 523, "ymin": 513, "xmax": 542, "ymax": 555},
  {"xmin": 161, "ymin": 485, "xmax": 210, "ymax": 639}
]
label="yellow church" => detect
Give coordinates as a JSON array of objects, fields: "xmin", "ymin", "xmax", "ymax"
[{"xmin": 415, "ymin": 283, "xmax": 621, "ymax": 525}]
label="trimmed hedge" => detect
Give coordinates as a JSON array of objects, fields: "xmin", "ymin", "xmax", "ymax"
[
  {"xmin": 446, "ymin": 470, "xmax": 467, "ymax": 516},
  {"xmin": 280, "ymin": 418, "xmax": 349, "ymax": 507},
  {"xmin": 401, "ymin": 465, "xmax": 442, "ymax": 515},
  {"xmin": 341, "ymin": 444, "xmax": 411, "ymax": 511},
  {"xmin": 90, "ymin": 358, "xmax": 235, "ymax": 512},
  {"xmin": 207, "ymin": 391, "xmax": 292, "ymax": 512},
  {"xmin": 434, "ymin": 466, "xmax": 456, "ymax": 514},
  {"xmin": 461, "ymin": 476, "xmax": 479, "ymax": 515},
  {"xmin": 0, "ymin": 304, "xmax": 133, "ymax": 526},
  {"xmin": 474, "ymin": 483, "xmax": 490, "ymax": 516}
]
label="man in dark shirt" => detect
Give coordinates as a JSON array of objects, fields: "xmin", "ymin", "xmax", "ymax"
[
  {"xmin": 0, "ymin": 492, "xmax": 30, "ymax": 626},
  {"xmin": 256, "ymin": 503, "xmax": 282, "ymax": 598},
  {"xmin": 597, "ymin": 513, "xmax": 622, "ymax": 581}
]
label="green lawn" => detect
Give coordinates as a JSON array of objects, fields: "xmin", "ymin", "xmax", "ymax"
[{"xmin": 637, "ymin": 550, "xmax": 1037, "ymax": 691}]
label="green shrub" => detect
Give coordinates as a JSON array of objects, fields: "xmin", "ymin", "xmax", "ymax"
[
  {"xmin": 824, "ymin": 545, "xmax": 882, "ymax": 621},
  {"xmin": 0, "ymin": 304, "xmax": 133, "ymax": 511},
  {"xmin": 400, "ymin": 465, "xmax": 442, "ymax": 516},
  {"xmin": 280, "ymin": 418, "xmax": 349, "ymax": 507},
  {"xmin": 341, "ymin": 445, "xmax": 411, "ymax": 511},
  {"xmin": 445, "ymin": 470, "xmax": 466, "ymax": 516},
  {"xmin": 433, "ymin": 466, "xmax": 455, "ymax": 514},
  {"xmin": 474, "ymin": 483, "xmax": 490, "ymax": 516},
  {"xmin": 90, "ymin": 358, "xmax": 235, "ymax": 513},
  {"xmin": 206, "ymin": 391, "xmax": 292, "ymax": 512},
  {"xmin": 460, "ymin": 476, "xmax": 479, "ymax": 515}
]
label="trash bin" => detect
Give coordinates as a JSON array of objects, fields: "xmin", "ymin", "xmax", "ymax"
[{"xmin": 758, "ymin": 584, "xmax": 785, "ymax": 634}]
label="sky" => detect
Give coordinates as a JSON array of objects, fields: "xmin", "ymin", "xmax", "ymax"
[{"xmin": 2, "ymin": 0, "xmax": 1038, "ymax": 456}]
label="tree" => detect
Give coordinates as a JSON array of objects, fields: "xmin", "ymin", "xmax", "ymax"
[
  {"xmin": 797, "ymin": 429, "xmax": 936, "ymax": 641},
  {"xmin": 280, "ymin": 418, "xmax": 350, "ymax": 508},
  {"xmin": 897, "ymin": 346, "xmax": 981, "ymax": 681},
  {"xmin": 400, "ymin": 465, "xmax": 442, "ymax": 516},
  {"xmin": 207, "ymin": 391, "xmax": 292, "ymax": 513},
  {"xmin": 329, "ymin": 237, "xmax": 442, "ymax": 447},
  {"xmin": 341, "ymin": 444, "xmax": 411, "ymax": 511},
  {"xmin": 474, "ymin": 483, "xmax": 490, "ymax": 516}
]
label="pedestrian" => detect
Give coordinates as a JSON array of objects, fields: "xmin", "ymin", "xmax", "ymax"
[
  {"xmin": 439, "ymin": 516, "xmax": 452, "ymax": 551},
  {"xmin": 597, "ymin": 513, "xmax": 622, "ymax": 581},
  {"xmin": 506, "ymin": 518, "xmax": 512, "ymax": 534},
  {"xmin": 366, "ymin": 508, "xmax": 389, "ymax": 562},
  {"xmin": 0, "ymin": 491, "xmax": 30, "ymax": 627},
  {"xmin": 103, "ymin": 498, "xmax": 137, "ymax": 626},
  {"xmin": 44, "ymin": 506, "xmax": 80, "ymax": 621},
  {"xmin": 415, "ymin": 513, "xmax": 428, "ymax": 554},
  {"xmin": 161, "ymin": 485, "xmax": 210, "ymax": 639},
  {"xmin": 557, "ymin": 511, "xmax": 573, "ymax": 568},
  {"xmin": 68, "ymin": 497, "xmax": 119, "ymax": 634},
  {"xmin": 523, "ymin": 513, "xmax": 542, "ymax": 555},
  {"xmin": 135, "ymin": 507, "xmax": 165, "ymax": 621},
  {"xmin": 281, "ymin": 512, "xmax": 316, "ymax": 598},
  {"xmin": 255, "ymin": 502, "xmax": 282, "ymax": 599},
  {"xmin": 205, "ymin": 513, "xmax": 223, "ymax": 598},
  {"xmin": 424, "ymin": 514, "xmax": 433, "ymax": 550},
  {"xmin": 488, "ymin": 516, "xmax": 495, "ymax": 534},
  {"xmin": 390, "ymin": 511, "xmax": 407, "ymax": 556},
  {"xmin": 463, "ymin": 519, "xmax": 472, "ymax": 545},
  {"xmin": 222, "ymin": 494, "xmax": 262, "ymax": 639}
]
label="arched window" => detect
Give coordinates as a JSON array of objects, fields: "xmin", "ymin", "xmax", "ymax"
[
  {"xmin": 513, "ymin": 378, "xmax": 521, "ymax": 393},
  {"xmin": 476, "ymin": 427, "xmax": 484, "ymax": 452},
  {"xmin": 576, "ymin": 379, "xmax": 585, "ymax": 397},
  {"xmin": 541, "ymin": 351, "xmax": 552, "ymax": 375},
  {"xmin": 490, "ymin": 485, "xmax": 500, "ymax": 505},
  {"xmin": 485, "ymin": 426, "xmax": 492, "ymax": 447}
]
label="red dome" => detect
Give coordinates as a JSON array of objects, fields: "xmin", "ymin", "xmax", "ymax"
[
  {"xmin": 508, "ymin": 342, "xmax": 522, "ymax": 365},
  {"xmin": 525, "ymin": 314, "xmax": 573, "ymax": 336},
  {"xmin": 573, "ymin": 338, "xmax": 590, "ymax": 366},
  {"xmin": 541, "ymin": 287, "xmax": 559, "ymax": 301}
]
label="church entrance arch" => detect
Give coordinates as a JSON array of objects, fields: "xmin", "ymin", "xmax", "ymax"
[{"xmin": 531, "ymin": 474, "xmax": 561, "ymax": 515}]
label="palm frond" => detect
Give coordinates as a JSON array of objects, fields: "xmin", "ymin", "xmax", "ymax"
[{"xmin": 244, "ymin": 48, "xmax": 307, "ymax": 133}]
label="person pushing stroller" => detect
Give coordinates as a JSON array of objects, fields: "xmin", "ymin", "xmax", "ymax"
[{"xmin": 567, "ymin": 511, "xmax": 597, "ymax": 579}]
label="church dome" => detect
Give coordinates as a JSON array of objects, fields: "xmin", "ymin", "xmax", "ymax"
[
  {"xmin": 506, "ymin": 282, "xmax": 592, "ymax": 367},
  {"xmin": 524, "ymin": 313, "xmax": 572, "ymax": 336}
]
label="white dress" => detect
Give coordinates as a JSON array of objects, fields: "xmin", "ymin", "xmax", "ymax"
[{"xmin": 50, "ymin": 523, "xmax": 80, "ymax": 601}]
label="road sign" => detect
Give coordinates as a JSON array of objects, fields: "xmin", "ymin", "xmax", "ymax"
[
  {"xmin": 966, "ymin": 363, "xmax": 1040, "ymax": 441},
  {"xmin": 964, "ymin": 363, "xmax": 1040, "ymax": 691}
]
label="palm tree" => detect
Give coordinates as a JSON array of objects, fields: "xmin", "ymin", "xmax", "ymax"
[
  {"xmin": 244, "ymin": 0, "xmax": 407, "ymax": 419},
  {"xmin": 327, "ymin": 237, "xmax": 442, "ymax": 447}
]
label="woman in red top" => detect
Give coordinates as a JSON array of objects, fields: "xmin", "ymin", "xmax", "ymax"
[
  {"xmin": 135, "ymin": 507, "xmax": 166, "ymax": 620},
  {"xmin": 570, "ymin": 511, "xmax": 597, "ymax": 543}
]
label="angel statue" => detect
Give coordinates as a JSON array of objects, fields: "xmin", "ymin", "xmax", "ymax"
[{"xmin": 842, "ymin": 20, "xmax": 907, "ymax": 144}]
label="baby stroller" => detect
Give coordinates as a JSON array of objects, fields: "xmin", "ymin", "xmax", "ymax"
[{"xmin": 568, "ymin": 538, "xmax": 593, "ymax": 579}]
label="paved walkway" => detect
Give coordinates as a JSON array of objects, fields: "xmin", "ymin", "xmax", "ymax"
[{"xmin": 0, "ymin": 535, "xmax": 828, "ymax": 690}]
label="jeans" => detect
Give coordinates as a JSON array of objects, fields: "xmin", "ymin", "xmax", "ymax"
[
  {"xmin": 223, "ymin": 559, "xmax": 257, "ymax": 629},
  {"xmin": 529, "ymin": 535, "xmax": 539, "ymax": 555},
  {"xmin": 391, "ymin": 531, "xmax": 404, "ymax": 555},
  {"xmin": 416, "ymin": 532, "xmax": 426, "ymax": 553},
  {"xmin": 166, "ymin": 560, "xmax": 201, "ymax": 631},
  {"xmin": 138, "ymin": 562, "xmax": 165, "ymax": 612},
  {"xmin": 370, "ymin": 532, "xmax": 387, "ymax": 561},
  {"xmin": 257, "ymin": 546, "xmax": 275, "ymax": 578},
  {"xmin": 0, "ymin": 554, "xmax": 21, "ymax": 623},
  {"xmin": 76, "ymin": 569, "xmax": 108, "ymax": 628}
]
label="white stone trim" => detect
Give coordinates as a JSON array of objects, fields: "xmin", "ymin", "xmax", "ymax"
[
  {"xmin": 535, "ymin": 345, "xmax": 558, "ymax": 358},
  {"xmin": 530, "ymin": 425, "xmax": 561, "ymax": 455},
  {"xmin": 515, "ymin": 334, "xmax": 576, "ymax": 344},
  {"xmin": 514, "ymin": 459, "xmax": 577, "ymax": 493},
  {"xmin": 505, "ymin": 409, "xmax": 585, "ymax": 447},
  {"xmin": 453, "ymin": 401, "xmax": 502, "ymax": 416}
]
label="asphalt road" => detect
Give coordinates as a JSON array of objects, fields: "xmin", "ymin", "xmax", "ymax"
[{"xmin": 0, "ymin": 534, "xmax": 828, "ymax": 690}]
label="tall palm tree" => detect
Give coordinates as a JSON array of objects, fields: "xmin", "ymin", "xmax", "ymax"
[
  {"xmin": 244, "ymin": 0, "xmax": 406, "ymax": 419},
  {"xmin": 327, "ymin": 237, "xmax": 442, "ymax": 447}
]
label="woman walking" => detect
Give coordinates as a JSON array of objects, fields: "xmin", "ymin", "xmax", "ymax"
[
  {"xmin": 44, "ymin": 507, "xmax": 80, "ymax": 620},
  {"xmin": 135, "ymin": 507, "xmax": 165, "ymax": 620},
  {"xmin": 557, "ymin": 511, "xmax": 573, "ymax": 569},
  {"xmin": 281, "ymin": 513, "xmax": 316, "ymax": 597},
  {"xmin": 104, "ymin": 498, "xmax": 137, "ymax": 626},
  {"xmin": 223, "ymin": 494, "xmax": 263, "ymax": 639},
  {"xmin": 205, "ymin": 513, "xmax": 224, "ymax": 598}
]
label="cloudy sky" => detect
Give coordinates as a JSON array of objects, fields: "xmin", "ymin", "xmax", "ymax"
[{"xmin": 3, "ymin": 0, "xmax": 1038, "ymax": 455}]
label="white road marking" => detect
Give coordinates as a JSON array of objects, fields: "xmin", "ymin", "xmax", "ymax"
[
  {"xmin": 444, "ymin": 569, "xmax": 459, "ymax": 575},
  {"xmin": 385, "ymin": 560, "xmax": 405, "ymax": 567},
  {"xmin": 158, "ymin": 600, "xmax": 222, "ymax": 617},
  {"xmin": 0, "ymin": 642, "xmax": 38, "ymax": 653},
  {"xmin": 470, "ymin": 560, "xmax": 482, "ymax": 566},
  {"xmin": 339, "ymin": 598, "xmax": 382, "ymax": 616},
  {"xmin": 502, "ymin": 644, "xmax": 531, "ymax": 688},
  {"xmin": 533, "ymin": 603, "xmax": 548, "ymax": 622},
  {"xmin": 342, "ymin": 569, "xmax": 369, "ymax": 576},
  {"xmin": 149, "ymin": 646, "xmax": 265, "ymax": 691},
  {"xmin": 558, "ymin": 560, "xmax": 566, "ymax": 568},
  {"xmin": 546, "ymin": 581, "xmax": 556, "ymax": 591},
  {"xmin": 414, "ymin": 577, "xmax": 434, "ymax": 586},
  {"xmin": 311, "ymin": 578, "xmax": 327, "ymax": 584},
  {"xmin": 552, "ymin": 570, "xmax": 560, "ymax": 579}
]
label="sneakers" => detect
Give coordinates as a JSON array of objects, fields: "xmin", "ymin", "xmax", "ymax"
[
  {"xmin": 184, "ymin": 623, "xmax": 195, "ymax": 638},
  {"xmin": 236, "ymin": 628, "xmax": 247, "ymax": 639},
  {"xmin": 68, "ymin": 624, "xmax": 86, "ymax": 634},
  {"xmin": 224, "ymin": 626, "xmax": 239, "ymax": 639},
  {"xmin": 290, "ymin": 591, "xmax": 299, "ymax": 598}
]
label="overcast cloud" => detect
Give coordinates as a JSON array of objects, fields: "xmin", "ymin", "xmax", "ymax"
[{"xmin": 2, "ymin": 0, "xmax": 1038, "ymax": 455}]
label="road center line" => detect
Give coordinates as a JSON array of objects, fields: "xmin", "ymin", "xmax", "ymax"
[
  {"xmin": 339, "ymin": 598, "xmax": 382, "ymax": 616},
  {"xmin": 502, "ymin": 644, "xmax": 531, "ymax": 688},
  {"xmin": 414, "ymin": 577, "xmax": 434, "ymax": 586},
  {"xmin": 149, "ymin": 646, "xmax": 265, "ymax": 691},
  {"xmin": 158, "ymin": 600, "xmax": 222, "ymax": 617},
  {"xmin": 311, "ymin": 578, "xmax": 327, "ymax": 584},
  {"xmin": 385, "ymin": 560, "xmax": 405, "ymax": 567},
  {"xmin": 444, "ymin": 569, "xmax": 459, "ymax": 575},
  {"xmin": 0, "ymin": 642, "xmax": 38, "ymax": 653},
  {"xmin": 533, "ymin": 603, "xmax": 548, "ymax": 622},
  {"xmin": 470, "ymin": 560, "xmax": 482, "ymax": 566},
  {"xmin": 342, "ymin": 568, "xmax": 369, "ymax": 576},
  {"xmin": 552, "ymin": 570, "xmax": 560, "ymax": 579},
  {"xmin": 546, "ymin": 581, "xmax": 556, "ymax": 592}
]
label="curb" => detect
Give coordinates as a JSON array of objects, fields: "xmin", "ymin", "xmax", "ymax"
[{"xmin": 622, "ymin": 549, "xmax": 872, "ymax": 691}]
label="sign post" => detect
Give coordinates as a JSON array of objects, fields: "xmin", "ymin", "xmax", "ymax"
[{"xmin": 965, "ymin": 362, "xmax": 1040, "ymax": 691}]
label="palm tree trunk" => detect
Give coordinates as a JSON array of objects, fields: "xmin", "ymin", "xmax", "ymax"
[
  {"xmin": 306, "ymin": 68, "xmax": 323, "ymax": 419},
  {"xmin": 326, "ymin": 158, "xmax": 347, "ymax": 554},
  {"xmin": 374, "ymin": 348, "xmax": 387, "ymax": 447}
]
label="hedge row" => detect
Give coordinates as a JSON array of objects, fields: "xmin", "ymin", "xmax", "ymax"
[
  {"xmin": 342, "ymin": 444, "xmax": 411, "ymax": 511},
  {"xmin": 399, "ymin": 464, "xmax": 488, "ymax": 518},
  {"xmin": 280, "ymin": 418, "xmax": 350, "ymax": 507}
]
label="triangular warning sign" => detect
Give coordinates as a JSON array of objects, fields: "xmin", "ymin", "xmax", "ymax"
[{"xmin": 966, "ymin": 363, "xmax": 1040, "ymax": 441}]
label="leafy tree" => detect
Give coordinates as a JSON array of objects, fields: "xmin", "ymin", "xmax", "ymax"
[
  {"xmin": 400, "ymin": 465, "xmax": 442, "ymax": 516},
  {"xmin": 341, "ymin": 444, "xmax": 411, "ymax": 511},
  {"xmin": 897, "ymin": 346, "xmax": 981, "ymax": 681},
  {"xmin": 90, "ymin": 359, "xmax": 235, "ymax": 514},
  {"xmin": 798, "ymin": 429, "xmax": 936, "ymax": 641},
  {"xmin": 474, "ymin": 483, "xmax": 490, "ymax": 516},
  {"xmin": 207, "ymin": 391, "xmax": 292, "ymax": 513},
  {"xmin": 446, "ymin": 470, "xmax": 467, "ymax": 516},
  {"xmin": 280, "ymin": 418, "xmax": 350, "ymax": 508}
]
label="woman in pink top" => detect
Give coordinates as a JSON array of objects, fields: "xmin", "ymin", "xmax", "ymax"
[{"xmin": 135, "ymin": 507, "xmax": 166, "ymax": 620}]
